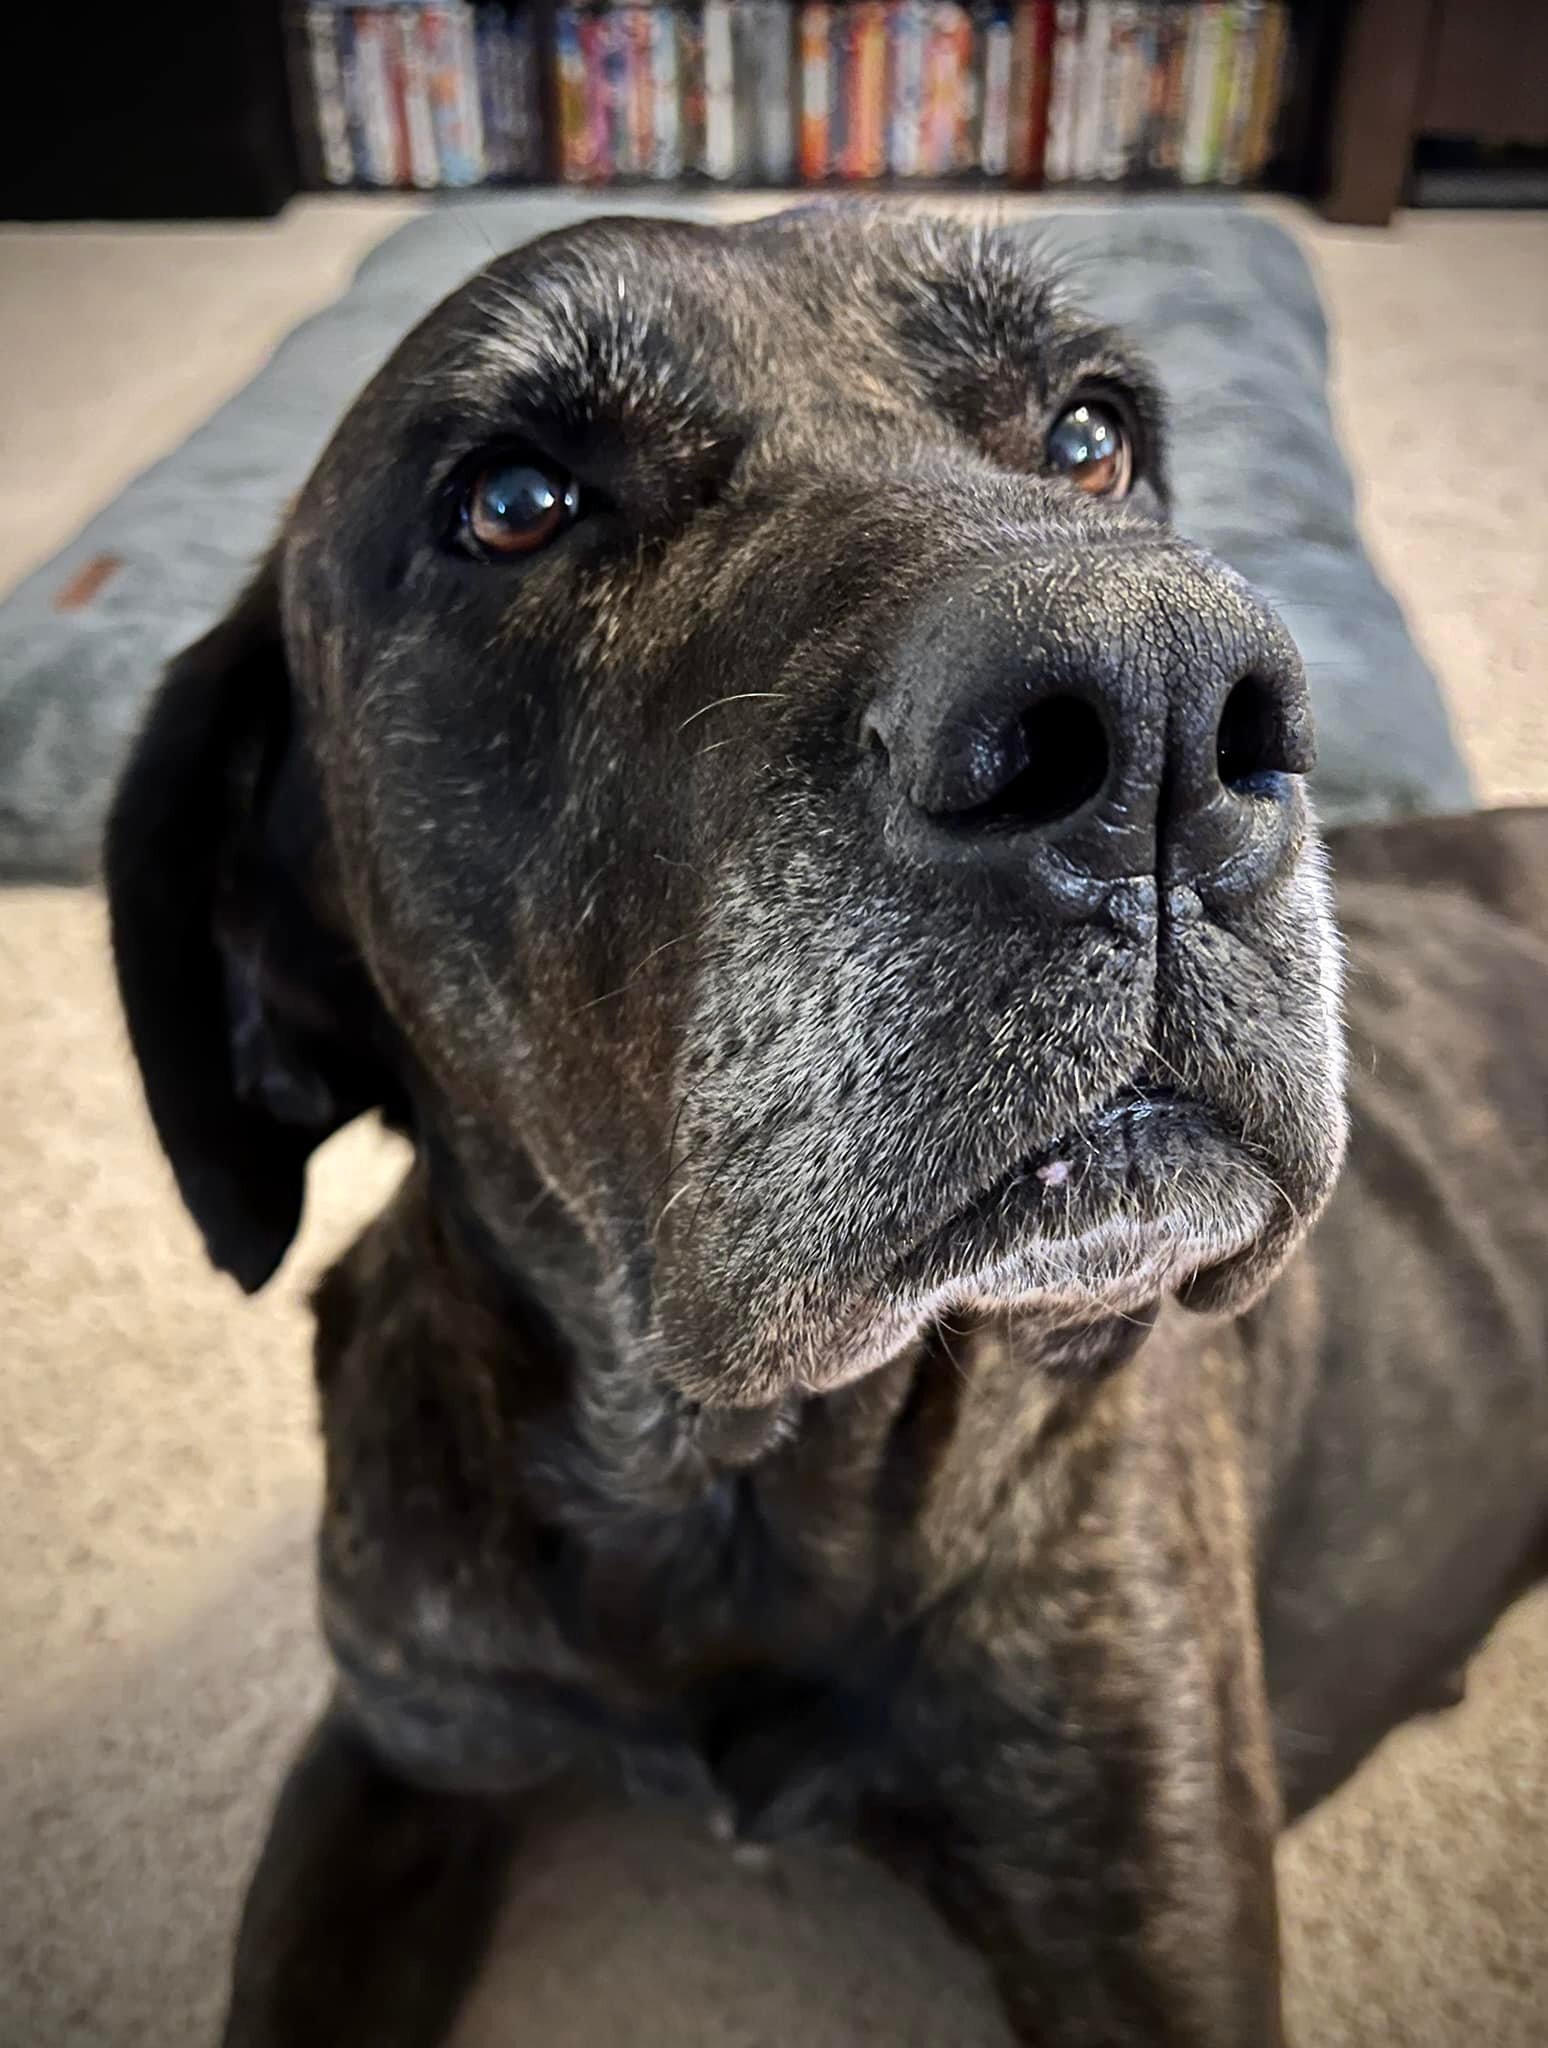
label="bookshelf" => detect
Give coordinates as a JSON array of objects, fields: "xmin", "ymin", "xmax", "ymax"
[
  {"xmin": 284, "ymin": 3, "xmax": 1331, "ymax": 200},
  {"xmin": 6, "ymin": 2, "xmax": 1532, "ymax": 224},
  {"xmin": 1325, "ymin": 0, "xmax": 1548, "ymax": 223}
]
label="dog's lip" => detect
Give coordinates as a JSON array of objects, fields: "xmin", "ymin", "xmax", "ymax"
[
  {"xmin": 979, "ymin": 1078, "xmax": 1211, "ymax": 1206},
  {"xmin": 891, "ymin": 1080, "xmax": 1228, "ymax": 1282}
]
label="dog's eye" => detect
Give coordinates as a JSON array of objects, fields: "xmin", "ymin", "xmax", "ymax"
[
  {"xmin": 1046, "ymin": 403, "xmax": 1132, "ymax": 498},
  {"xmin": 461, "ymin": 458, "xmax": 580, "ymax": 559}
]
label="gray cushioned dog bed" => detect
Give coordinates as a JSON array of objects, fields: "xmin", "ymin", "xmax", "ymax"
[{"xmin": 0, "ymin": 197, "xmax": 1472, "ymax": 881}]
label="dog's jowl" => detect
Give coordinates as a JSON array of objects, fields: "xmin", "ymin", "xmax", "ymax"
[{"xmin": 105, "ymin": 209, "xmax": 1548, "ymax": 2047}]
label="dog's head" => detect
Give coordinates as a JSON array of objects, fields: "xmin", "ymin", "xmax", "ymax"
[{"xmin": 107, "ymin": 209, "xmax": 1345, "ymax": 1408}]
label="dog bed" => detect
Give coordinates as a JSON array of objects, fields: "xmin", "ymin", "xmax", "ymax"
[{"xmin": 0, "ymin": 196, "xmax": 1471, "ymax": 881}]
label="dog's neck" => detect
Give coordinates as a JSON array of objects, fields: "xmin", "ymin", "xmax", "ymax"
[
  {"xmin": 418, "ymin": 1122, "xmax": 790, "ymax": 1510},
  {"xmin": 420, "ymin": 1120, "xmax": 1152, "ymax": 1519}
]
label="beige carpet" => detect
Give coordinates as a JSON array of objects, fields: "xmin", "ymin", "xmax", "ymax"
[{"xmin": 2, "ymin": 198, "xmax": 1546, "ymax": 2048}]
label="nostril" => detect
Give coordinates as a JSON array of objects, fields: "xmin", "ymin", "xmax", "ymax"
[
  {"xmin": 952, "ymin": 694, "xmax": 1111, "ymax": 832},
  {"xmin": 1216, "ymin": 675, "xmax": 1299, "ymax": 796}
]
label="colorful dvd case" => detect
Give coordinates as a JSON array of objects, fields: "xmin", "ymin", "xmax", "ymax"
[
  {"xmin": 917, "ymin": 7, "xmax": 947, "ymax": 177},
  {"xmin": 918, "ymin": 4, "xmax": 959, "ymax": 177},
  {"xmin": 679, "ymin": 3, "xmax": 708, "ymax": 174},
  {"xmin": 304, "ymin": 5, "xmax": 355, "ymax": 185},
  {"xmin": 392, "ymin": 7, "xmax": 442, "ymax": 189},
  {"xmin": 335, "ymin": 8, "xmax": 369, "ymax": 182},
  {"xmin": 1218, "ymin": 0, "xmax": 1260, "ymax": 184},
  {"xmin": 731, "ymin": 0, "xmax": 758, "ymax": 180},
  {"xmin": 888, "ymin": 0, "xmax": 926, "ymax": 176},
  {"xmin": 629, "ymin": 6, "xmax": 656, "ymax": 179},
  {"xmin": 387, "ymin": 12, "xmax": 413, "ymax": 182},
  {"xmin": 583, "ymin": 5, "xmax": 616, "ymax": 180},
  {"xmin": 1126, "ymin": 0, "xmax": 1163, "ymax": 176},
  {"xmin": 824, "ymin": 2, "xmax": 846, "ymax": 180},
  {"xmin": 702, "ymin": 0, "xmax": 736, "ymax": 179},
  {"xmin": 600, "ymin": 6, "xmax": 632, "ymax": 179},
  {"xmin": 1242, "ymin": 0, "xmax": 1288, "ymax": 179},
  {"xmin": 1144, "ymin": 0, "xmax": 1190, "ymax": 178},
  {"xmin": 422, "ymin": 5, "xmax": 485, "ymax": 186},
  {"xmin": 951, "ymin": 3, "xmax": 976, "ymax": 170},
  {"xmin": 456, "ymin": 4, "xmax": 490, "ymax": 180},
  {"xmin": 650, "ymin": 5, "xmax": 683, "ymax": 179},
  {"xmin": 1097, "ymin": 1, "xmax": 1124, "ymax": 181},
  {"xmin": 1043, "ymin": 0, "xmax": 1081, "ymax": 184},
  {"xmin": 555, "ymin": 5, "xmax": 591, "ymax": 180},
  {"xmin": 846, "ymin": 1, "xmax": 888, "ymax": 180},
  {"xmin": 342, "ymin": 9, "xmax": 374, "ymax": 186},
  {"xmin": 608, "ymin": 5, "xmax": 635, "ymax": 181},
  {"xmin": 979, "ymin": 4, "xmax": 1014, "ymax": 178},
  {"xmin": 515, "ymin": 6, "xmax": 547, "ymax": 179},
  {"xmin": 768, "ymin": 1, "xmax": 798, "ymax": 182},
  {"xmin": 1114, "ymin": 0, "xmax": 1153, "ymax": 179},
  {"xmin": 1203, "ymin": 1, "xmax": 1238, "ymax": 178},
  {"xmin": 838, "ymin": 2, "xmax": 858, "ymax": 179},
  {"xmin": 1179, "ymin": 1, "xmax": 1222, "ymax": 183},
  {"xmin": 1071, "ymin": 0, "xmax": 1109, "ymax": 181},
  {"xmin": 481, "ymin": 5, "xmax": 544, "ymax": 182},
  {"xmin": 799, "ymin": 4, "xmax": 830, "ymax": 180},
  {"xmin": 1007, "ymin": 1, "xmax": 1053, "ymax": 185},
  {"xmin": 475, "ymin": 7, "xmax": 511, "ymax": 178},
  {"xmin": 352, "ymin": 11, "xmax": 405, "ymax": 186},
  {"xmin": 1007, "ymin": 1, "xmax": 1035, "ymax": 181},
  {"xmin": 742, "ymin": 1, "xmax": 794, "ymax": 181},
  {"xmin": 1098, "ymin": 1, "xmax": 1134, "ymax": 180}
]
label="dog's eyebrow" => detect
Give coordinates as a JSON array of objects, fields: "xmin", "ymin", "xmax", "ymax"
[
  {"xmin": 879, "ymin": 223, "xmax": 1073, "ymax": 392},
  {"xmin": 455, "ymin": 260, "xmax": 734, "ymax": 454},
  {"xmin": 865, "ymin": 222, "xmax": 1159, "ymax": 447}
]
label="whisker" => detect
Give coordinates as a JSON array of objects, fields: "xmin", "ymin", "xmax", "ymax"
[
  {"xmin": 936, "ymin": 1322, "xmax": 971, "ymax": 1385},
  {"xmin": 677, "ymin": 1119, "xmax": 768, "ymax": 1246},
  {"xmin": 652, "ymin": 1179, "xmax": 698, "ymax": 1233},
  {"xmin": 676, "ymin": 692, "xmax": 790, "ymax": 733},
  {"xmin": 652, "ymin": 852, "xmax": 709, "ymax": 881},
  {"xmin": 1238, "ymin": 1152, "xmax": 1307, "ymax": 1233},
  {"xmin": 574, "ymin": 922, "xmax": 727, "ymax": 1013}
]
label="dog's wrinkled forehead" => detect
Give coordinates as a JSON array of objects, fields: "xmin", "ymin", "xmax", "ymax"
[{"xmin": 390, "ymin": 208, "xmax": 1160, "ymax": 468}]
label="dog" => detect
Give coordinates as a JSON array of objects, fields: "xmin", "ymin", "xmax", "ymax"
[{"xmin": 103, "ymin": 208, "xmax": 1548, "ymax": 2047}]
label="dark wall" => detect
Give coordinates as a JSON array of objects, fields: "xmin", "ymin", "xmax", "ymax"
[{"xmin": 1, "ymin": 0, "xmax": 300, "ymax": 219}]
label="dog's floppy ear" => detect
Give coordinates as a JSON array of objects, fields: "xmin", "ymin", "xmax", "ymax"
[{"xmin": 105, "ymin": 555, "xmax": 407, "ymax": 1293}]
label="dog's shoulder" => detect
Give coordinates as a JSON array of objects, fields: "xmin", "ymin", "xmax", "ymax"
[{"xmin": 1328, "ymin": 805, "xmax": 1548, "ymax": 949}]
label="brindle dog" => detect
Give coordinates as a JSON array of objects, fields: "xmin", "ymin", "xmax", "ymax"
[{"xmin": 104, "ymin": 209, "xmax": 1548, "ymax": 2047}]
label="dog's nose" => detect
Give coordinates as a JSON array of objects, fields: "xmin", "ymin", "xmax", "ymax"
[{"xmin": 864, "ymin": 546, "xmax": 1315, "ymax": 914}]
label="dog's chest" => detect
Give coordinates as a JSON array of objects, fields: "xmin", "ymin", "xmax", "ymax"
[
  {"xmin": 569, "ymin": 1462, "xmax": 887, "ymax": 1674},
  {"xmin": 318, "ymin": 1349, "xmax": 915, "ymax": 1818}
]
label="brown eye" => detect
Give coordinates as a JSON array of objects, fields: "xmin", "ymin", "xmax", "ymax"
[
  {"xmin": 1046, "ymin": 402, "xmax": 1133, "ymax": 498},
  {"xmin": 462, "ymin": 458, "xmax": 579, "ymax": 558}
]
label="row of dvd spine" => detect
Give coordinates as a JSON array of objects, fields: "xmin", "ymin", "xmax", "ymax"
[{"xmin": 300, "ymin": 3, "xmax": 1291, "ymax": 191}]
